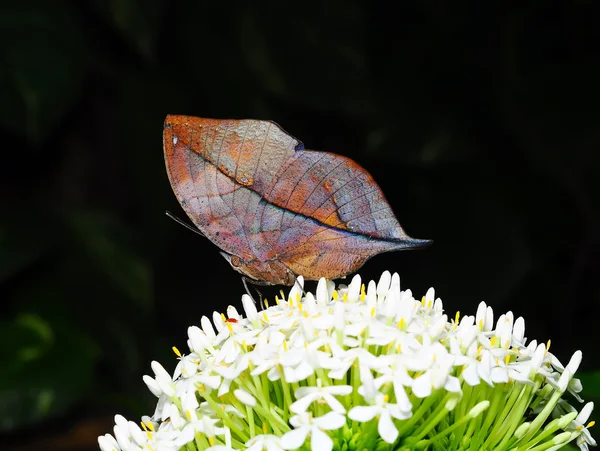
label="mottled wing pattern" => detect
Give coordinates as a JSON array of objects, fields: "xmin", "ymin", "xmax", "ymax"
[
  {"xmin": 164, "ymin": 115, "xmax": 428, "ymax": 283},
  {"xmin": 164, "ymin": 116, "xmax": 299, "ymax": 262},
  {"xmin": 254, "ymin": 150, "xmax": 416, "ymax": 279}
]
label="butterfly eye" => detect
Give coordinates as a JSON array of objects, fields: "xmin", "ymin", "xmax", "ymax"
[{"xmin": 230, "ymin": 255, "xmax": 241, "ymax": 267}]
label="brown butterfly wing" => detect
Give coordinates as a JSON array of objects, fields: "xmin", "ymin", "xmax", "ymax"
[
  {"xmin": 254, "ymin": 150, "xmax": 427, "ymax": 280},
  {"xmin": 164, "ymin": 115, "xmax": 430, "ymax": 284},
  {"xmin": 163, "ymin": 115, "xmax": 299, "ymax": 263}
]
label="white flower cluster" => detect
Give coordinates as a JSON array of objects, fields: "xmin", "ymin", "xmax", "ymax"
[{"xmin": 99, "ymin": 272, "xmax": 595, "ymax": 451}]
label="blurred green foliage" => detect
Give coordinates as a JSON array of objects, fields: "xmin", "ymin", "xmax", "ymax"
[{"xmin": 1, "ymin": 0, "xmax": 598, "ymax": 448}]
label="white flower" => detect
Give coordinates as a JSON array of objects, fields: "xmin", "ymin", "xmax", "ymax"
[
  {"xmin": 571, "ymin": 402, "xmax": 597, "ymax": 450},
  {"xmin": 99, "ymin": 414, "xmax": 181, "ymax": 451},
  {"xmin": 403, "ymin": 342, "xmax": 461, "ymax": 397},
  {"xmin": 555, "ymin": 401, "xmax": 597, "ymax": 450},
  {"xmin": 246, "ymin": 434, "xmax": 283, "ymax": 451},
  {"xmin": 149, "ymin": 360, "xmax": 176, "ymax": 397},
  {"xmin": 99, "ymin": 272, "xmax": 595, "ymax": 451},
  {"xmin": 281, "ymin": 412, "xmax": 346, "ymax": 451},
  {"xmin": 328, "ymin": 347, "xmax": 386, "ymax": 380},
  {"xmin": 176, "ymin": 415, "xmax": 225, "ymax": 448},
  {"xmin": 290, "ymin": 379, "xmax": 352, "ymax": 414},
  {"xmin": 234, "ymin": 388, "xmax": 257, "ymax": 407},
  {"xmin": 98, "ymin": 434, "xmax": 119, "ymax": 451},
  {"xmin": 279, "ymin": 344, "xmax": 333, "ymax": 383},
  {"xmin": 348, "ymin": 391, "xmax": 412, "ymax": 443}
]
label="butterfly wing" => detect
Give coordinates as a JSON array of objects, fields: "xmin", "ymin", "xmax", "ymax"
[
  {"xmin": 163, "ymin": 115, "xmax": 299, "ymax": 263},
  {"xmin": 164, "ymin": 115, "xmax": 430, "ymax": 284},
  {"xmin": 253, "ymin": 150, "xmax": 430, "ymax": 280}
]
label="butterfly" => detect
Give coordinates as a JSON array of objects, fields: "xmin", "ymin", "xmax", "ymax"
[{"xmin": 163, "ymin": 115, "xmax": 431, "ymax": 289}]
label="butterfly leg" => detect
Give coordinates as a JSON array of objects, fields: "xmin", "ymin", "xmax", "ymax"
[{"xmin": 241, "ymin": 276, "xmax": 273, "ymax": 306}]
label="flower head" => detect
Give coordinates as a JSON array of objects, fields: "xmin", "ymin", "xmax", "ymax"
[{"xmin": 99, "ymin": 272, "xmax": 595, "ymax": 451}]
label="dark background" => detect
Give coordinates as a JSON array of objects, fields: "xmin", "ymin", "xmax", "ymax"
[{"xmin": 1, "ymin": 1, "xmax": 599, "ymax": 449}]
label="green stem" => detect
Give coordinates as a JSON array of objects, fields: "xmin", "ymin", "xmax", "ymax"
[{"xmin": 395, "ymin": 391, "xmax": 440, "ymax": 441}]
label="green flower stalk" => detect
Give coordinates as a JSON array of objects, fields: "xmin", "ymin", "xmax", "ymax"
[{"xmin": 98, "ymin": 272, "xmax": 596, "ymax": 451}]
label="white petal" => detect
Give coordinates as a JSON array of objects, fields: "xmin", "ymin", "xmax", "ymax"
[
  {"xmin": 314, "ymin": 411, "xmax": 346, "ymax": 430},
  {"xmin": 311, "ymin": 427, "xmax": 334, "ymax": 451},
  {"xmin": 550, "ymin": 353, "xmax": 565, "ymax": 370},
  {"xmin": 425, "ymin": 287, "xmax": 435, "ymax": 303},
  {"xmin": 167, "ymin": 402, "xmax": 185, "ymax": 429},
  {"xmin": 114, "ymin": 414, "xmax": 129, "ymax": 432},
  {"xmin": 98, "ymin": 434, "xmax": 120, "ymax": 451},
  {"xmin": 242, "ymin": 294, "xmax": 258, "ymax": 320},
  {"xmin": 323, "ymin": 394, "xmax": 347, "ymax": 413},
  {"xmin": 393, "ymin": 385, "xmax": 412, "ymax": 412},
  {"xmin": 365, "ymin": 280, "xmax": 377, "ymax": 307},
  {"xmin": 218, "ymin": 378, "xmax": 231, "ymax": 397},
  {"xmin": 462, "ymin": 364, "xmax": 480, "ymax": 386},
  {"xmin": 265, "ymin": 440, "xmax": 282, "ymax": 451},
  {"xmin": 212, "ymin": 311, "xmax": 225, "ymax": 331},
  {"xmin": 576, "ymin": 402, "xmax": 594, "ymax": 424},
  {"xmin": 327, "ymin": 385, "xmax": 353, "ymax": 396},
  {"xmin": 113, "ymin": 422, "xmax": 130, "ymax": 449},
  {"xmin": 155, "ymin": 378, "xmax": 175, "ymax": 397},
  {"xmin": 477, "ymin": 352, "xmax": 494, "ymax": 386},
  {"xmin": 288, "ymin": 414, "xmax": 307, "ymax": 428},
  {"xmin": 175, "ymin": 424, "xmax": 195, "ymax": 447},
  {"xmin": 490, "ymin": 368, "xmax": 509, "ymax": 384},
  {"xmin": 290, "ymin": 394, "xmax": 317, "ymax": 414},
  {"xmin": 281, "ymin": 427, "xmax": 309, "ymax": 450},
  {"xmin": 383, "ymin": 283, "xmax": 400, "ymax": 317},
  {"xmin": 234, "ymin": 388, "xmax": 257, "ymax": 407},
  {"xmin": 566, "ymin": 350, "xmax": 582, "ymax": 374},
  {"xmin": 378, "ymin": 411, "xmax": 399, "ymax": 443},
  {"xmin": 557, "ymin": 368, "xmax": 572, "ymax": 392},
  {"xmin": 288, "ymin": 277, "xmax": 304, "ymax": 302},
  {"xmin": 332, "ymin": 301, "xmax": 345, "ymax": 332},
  {"xmin": 328, "ymin": 366, "xmax": 350, "ymax": 380},
  {"xmin": 485, "ymin": 306, "xmax": 494, "ymax": 331},
  {"xmin": 201, "ymin": 315, "xmax": 216, "ymax": 340},
  {"xmin": 143, "ymin": 375, "xmax": 162, "ymax": 397},
  {"xmin": 316, "ymin": 278, "xmax": 330, "ymax": 303},
  {"xmin": 513, "ymin": 317, "xmax": 525, "ymax": 343},
  {"xmin": 178, "ymin": 357, "xmax": 198, "ymax": 378},
  {"xmin": 444, "ymin": 375, "xmax": 462, "ymax": 393},
  {"xmin": 288, "ymin": 361, "xmax": 314, "ymax": 382},
  {"xmin": 428, "ymin": 314, "xmax": 447, "ymax": 339},
  {"xmin": 199, "ymin": 374, "xmax": 222, "ymax": 389},
  {"xmin": 127, "ymin": 420, "xmax": 146, "ymax": 446},
  {"xmin": 294, "ymin": 386, "xmax": 318, "ymax": 398},
  {"xmin": 388, "ymin": 403, "xmax": 412, "ymax": 420},
  {"xmin": 151, "ymin": 361, "xmax": 172, "ymax": 382},
  {"xmin": 348, "ymin": 405, "xmax": 378, "ymax": 422},
  {"xmin": 391, "ymin": 272, "xmax": 400, "ymax": 290},
  {"xmin": 377, "ymin": 271, "xmax": 391, "ymax": 296},
  {"xmin": 475, "ymin": 302, "xmax": 487, "ymax": 328},
  {"xmin": 412, "ymin": 372, "xmax": 432, "ymax": 398},
  {"xmin": 347, "ymin": 274, "xmax": 361, "ymax": 301},
  {"xmin": 530, "ymin": 343, "xmax": 546, "ymax": 369},
  {"xmin": 267, "ymin": 366, "xmax": 282, "ymax": 381},
  {"xmin": 228, "ymin": 306, "xmax": 241, "ymax": 321}
]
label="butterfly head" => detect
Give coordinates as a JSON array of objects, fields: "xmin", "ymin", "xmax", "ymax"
[{"xmin": 219, "ymin": 252, "xmax": 295, "ymax": 286}]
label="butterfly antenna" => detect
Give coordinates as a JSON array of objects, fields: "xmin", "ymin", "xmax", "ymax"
[{"xmin": 165, "ymin": 210, "xmax": 206, "ymax": 238}]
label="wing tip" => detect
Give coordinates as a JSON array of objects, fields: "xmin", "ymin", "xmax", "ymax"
[{"xmin": 391, "ymin": 237, "xmax": 433, "ymax": 250}]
